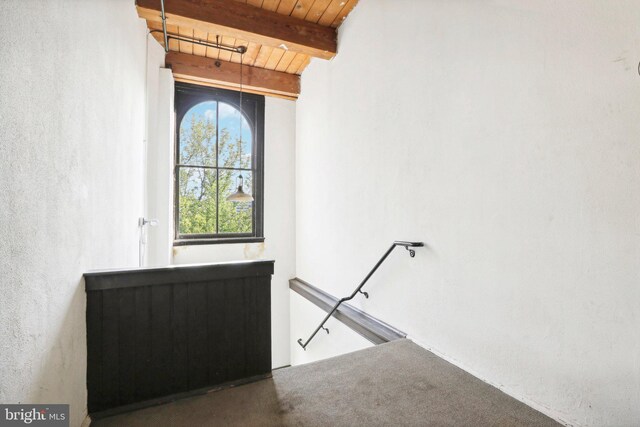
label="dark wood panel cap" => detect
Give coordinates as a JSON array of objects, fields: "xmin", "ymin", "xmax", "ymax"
[{"xmin": 85, "ymin": 260, "xmax": 275, "ymax": 291}]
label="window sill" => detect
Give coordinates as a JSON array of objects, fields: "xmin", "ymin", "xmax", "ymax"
[{"xmin": 173, "ymin": 237, "xmax": 265, "ymax": 246}]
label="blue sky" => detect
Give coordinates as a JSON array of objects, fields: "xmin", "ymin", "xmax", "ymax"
[
  {"xmin": 181, "ymin": 101, "xmax": 252, "ymax": 168},
  {"xmin": 184, "ymin": 101, "xmax": 251, "ymax": 142}
]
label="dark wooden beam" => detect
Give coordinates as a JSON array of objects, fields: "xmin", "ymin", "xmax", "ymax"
[
  {"xmin": 165, "ymin": 51, "xmax": 300, "ymax": 99},
  {"xmin": 137, "ymin": 0, "xmax": 337, "ymax": 60}
]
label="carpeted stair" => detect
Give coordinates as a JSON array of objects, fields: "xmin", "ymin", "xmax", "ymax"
[{"xmin": 93, "ymin": 339, "xmax": 560, "ymax": 426}]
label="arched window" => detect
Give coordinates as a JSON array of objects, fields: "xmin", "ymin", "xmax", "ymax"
[{"xmin": 174, "ymin": 82, "xmax": 264, "ymax": 244}]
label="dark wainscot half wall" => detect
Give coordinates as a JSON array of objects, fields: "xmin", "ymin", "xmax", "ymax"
[{"xmin": 84, "ymin": 260, "xmax": 274, "ymax": 418}]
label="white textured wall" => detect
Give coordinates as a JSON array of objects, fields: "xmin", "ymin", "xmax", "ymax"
[
  {"xmin": 145, "ymin": 66, "xmax": 174, "ymax": 267},
  {"xmin": 0, "ymin": 1, "xmax": 157, "ymax": 425},
  {"xmin": 172, "ymin": 97, "xmax": 296, "ymax": 369},
  {"xmin": 295, "ymin": 1, "xmax": 640, "ymax": 426}
]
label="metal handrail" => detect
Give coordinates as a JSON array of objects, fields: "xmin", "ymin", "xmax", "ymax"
[{"xmin": 297, "ymin": 240, "xmax": 424, "ymax": 350}]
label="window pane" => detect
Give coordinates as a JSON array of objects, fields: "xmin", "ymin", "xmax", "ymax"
[
  {"xmin": 218, "ymin": 102, "xmax": 252, "ymax": 169},
  {"xmin": 219, "ymin": 170, "xmax": 253, "ymax": 234},
  {"xmin": 178, "ymin": 167, "xmax": 217, "ymax": 235},
  {"xmin": 179, "ymin": 101, "xmax": 217, "ymax": 166}
]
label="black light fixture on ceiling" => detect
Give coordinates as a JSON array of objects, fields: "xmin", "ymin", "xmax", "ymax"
[{"xmin": 226, "ymin": 46, "xmax": 254, "ymax": 203}]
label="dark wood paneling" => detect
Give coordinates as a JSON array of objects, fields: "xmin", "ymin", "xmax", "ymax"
[
  {"xmin": 134, "ymin": 286, "xmax": 152, "ymax": 402},
  {"xmin": 85, "ymin": 260, "xmax": 274, "ymax": 416},
  {"xmin": 244, "ymin": 277, "xmax": 259, "ymax": 378},
  {"xmin": 187, "ymin": 282, "xmax": 208, "ymax": 390},
  {"xmin": 101, "ymin": 290, "xmax": 119, "ymax": 410},
  {"xmin": 225, "ymin": 279, "xmax": 245, "ymax": 381},
  {"xmin": 257, "ymin": 275, "xmax": 272, "ymax": 372},
  {"xmin": 171, "ymin": 284, "xmax": 189, "ymax": 392},
  {"xmin": 86, "ymin": 290, "xmax": 103, "ymax": 408},
  {"xmin": 150, "ymin": 284, "xmax": 173, "ymax": 398},
  {"xmin": 118, "ymin": 288, "xmax": 136, "ymax": 404},
  {"xmin": 206, "ymin": 280, "xmax": 225, "ymax": 385}
]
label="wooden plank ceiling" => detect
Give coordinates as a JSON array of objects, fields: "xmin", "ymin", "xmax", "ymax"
[{"xmin": 136, "ymin": 0, "xmax": 359, "ymax": 99}]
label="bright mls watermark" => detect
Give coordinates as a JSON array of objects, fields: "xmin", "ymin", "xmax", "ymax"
[{"xmin": 0, "ymin": 405, "xmax": 68, "ymax": 427}]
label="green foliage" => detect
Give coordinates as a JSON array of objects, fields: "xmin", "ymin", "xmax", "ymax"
[{"xmin": 178, "ymin": 112, "xmax": 253, "ymax": 235}]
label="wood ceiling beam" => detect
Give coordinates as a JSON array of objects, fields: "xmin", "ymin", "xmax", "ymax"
[
  {"xmin": 165, "ymin": 51, "xmax": 300, "ymax": 99},
  {"xmin": 136, "ymin": 0, "xmax": 337, "ymax": 60}
]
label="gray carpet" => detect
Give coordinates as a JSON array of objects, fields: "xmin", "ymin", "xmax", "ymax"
[{"xmin": 92, "ymin": 339, "xmax": 560, "ymax": 426}]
